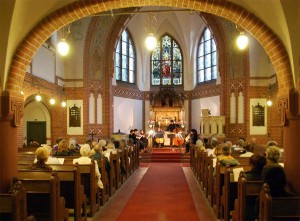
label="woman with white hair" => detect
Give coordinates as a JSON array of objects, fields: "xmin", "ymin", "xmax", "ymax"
[
  {"xmin": 33, "ymin": 145, "xmax": 61, "ymax": 164},
  {"xmin": 73, "ymin": 144, "xmax": 103, "ymax": 189}
]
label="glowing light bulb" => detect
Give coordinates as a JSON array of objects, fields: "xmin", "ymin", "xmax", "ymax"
[
  {"xmin": 61, "ymin": 100, "xmax": 66, "ymax": 107},
  {"xmin": 35, "ymin": 94, "xmax": 41, "ymax": 101},
  {"xmin": 145, "ymin": 34, "xmax": 157, "ymax": 50},
  {"xmin": 57, "ymin": 39, "xmax": 69, "ymax": 56},
  {"xmin": 50, "ymin": 98, "xmax": 55, "ymax": 105},
  {"xmin": 236, "ymin": 33, "xmax": 249, "ymax": 50}
]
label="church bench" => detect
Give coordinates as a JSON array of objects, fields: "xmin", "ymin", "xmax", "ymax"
[
  {"xmin": 118, "ymin": 149, "xmax": 127, "ymax": 184},
  {"xmin": 124, "ymin": 147, "xmax": 131, "ymax": 178},
  {"xmin": 97, "ymin": 158, "xmax": 109, "ymax": 205},
  {"xmin": 0, "ymin": 181, "xmax": 30, "ymax": 221},
  {"xmin": 220, "ymin": 165, "xmax": 252, "ymax": 221},
  {"xmin": 132, "ymin": 145, "xmax": 140, "ymax": 171},
  {"xmin": 50, "ymin": 160, "xmax": 100, "ymax": 217},
  {"xmin": 14, "ymin": 171, "xmax": 68, "ymax": 221},
  {"xmin": 205, "ymin": 156, "xmax": 215, "ymax": 206},
  {"xmin": 108, "ymin": 153, "xmax": 117, "ymax": 197},
  {"xmin": 110, "ymin": 151, "xmax": 121, "ymax": 190},
  {"xmin": 231, "ymin": 172, "xmax": 263, "ymax": 221},
  {"xmin": 196, "ymin": 149, "xmax": 204, "ymax": 184},
  {"xmin": 213, "ymin": 162, "xmax": 251, "ymax": 218},
  {"xmin": 49, "ymin": 164, "xmax": 87, "ymax": 221},
  {"xmin": 126, "ymin": 147, "xmax": 134, "ymax": 176},
  {"xmin": 259, "ymin": 184, "xmax": 300, "ymax": 221},
  {"xmin": 189, "ymin": 144, "xmax": 196, "ymax": 172},
  {"xmin": 200, "ymin": 151, "xmax": 208, "ymax": 190}
]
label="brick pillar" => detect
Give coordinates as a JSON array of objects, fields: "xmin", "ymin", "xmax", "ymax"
[
  {"xmin": 278, "ymin": 91, "xmax": 300, "ymax": 195},
  {"xmin": 0, "ymin": 92, "xmax": 24, "ymax": 192}
]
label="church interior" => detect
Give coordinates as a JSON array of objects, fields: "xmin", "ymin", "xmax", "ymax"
[{"xmin": 0, "ymin": 0, "xmax": 299, "ymax": 220}]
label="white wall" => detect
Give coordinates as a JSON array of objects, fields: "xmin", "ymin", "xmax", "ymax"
[
  {"xmin": 31, "ymin": 44, "xmax": 55, "ymax": 83},
  {"xmin": 113, "ymin": 96, "xmax": 143, "ymax": 133},
  {"xmin": 191, "ymin": 96, "xmax": 220, "ymax": 132}
]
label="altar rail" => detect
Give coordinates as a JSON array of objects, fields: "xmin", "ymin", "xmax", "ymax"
[{"xmin": 199, "ymin": 116, "xmax": 226, "ymax": 138}]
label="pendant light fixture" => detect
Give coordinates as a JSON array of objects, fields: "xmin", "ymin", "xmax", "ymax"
[
  {"xmin": 57, "ymin": 25, "xmax": 71, "ymax": 56},
  {"xmin": 236, "ymin": 31, "xmax": 249, "ymax": 50},
  {"xmin": 144, "ymin": 13, "xmax": 157, "ymax": 50}
]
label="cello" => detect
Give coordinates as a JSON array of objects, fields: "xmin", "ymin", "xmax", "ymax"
[{"xmin": 173, "ymin": 127, "xmax": 185, "ymax": 146}]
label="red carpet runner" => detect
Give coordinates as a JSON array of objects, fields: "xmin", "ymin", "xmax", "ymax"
[{"xmin": 117, "ymin": 163, "xmax": 199, "ymax": 221}]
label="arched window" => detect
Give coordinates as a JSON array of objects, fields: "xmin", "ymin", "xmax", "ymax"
[
  {"xmin": 151, "ymin": 34, "xmax": 183, "ymax": 86},
  {"xmin": 115, "ymin": 29, "xmax": 135, "ymax": 83},
  {"xmin": 197, "ymin": 28, "xmax": 218, "ymax": 83}
]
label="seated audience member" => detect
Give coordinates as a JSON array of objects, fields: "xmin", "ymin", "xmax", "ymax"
[
  {"xmin": 247, "ymin": 137, "xmax": 257, "ymax": 153},
  {"xmin": 34, "ymin": 145, "xmax": 61, "ymax": 164},
  {"xmin": 98, "ymin": 139, "xmax": 111, "ymax": 175},
  {"xmin": 265, "ymin": 146, "xmax": 282, "ymax": 166},
  {"xmin": 262, "ymin": 166, "xmax": 294, "ymax": 197},
  {"xmin": 53, "ymin": 137, "xmax": 63, "ymax": 152},
  {"xmin": 254, "ymin": 165, "xmax": 295, "ymax": 219},
  {"xmin": 212, "ymin": 138, "xmax": 222, "ymax": 156},
  {"xmin": 239, "ymin": 144, "xmax": 254, "ymax": 157},
  {"xmin": 196, "ymin": 139, "xmax": 205, "ymax": 151},
  {"xmin": 54, "ymin": 139, "xmax": 73, "ymax": 156},
  {"xmin": 73, "ymin": 144, "xmax": 103, "ymax": 189},
  {"xmin": 185, "ymin": 129, "xmax": 198, "ymax": 153},
  {"xmin": 29, "ymin": 138, "xmax": 40, "ymax": 147},
  {"xmin": 217, "ymin": 145, "xmax": 239, "ymax": 166},
  {"xmin": 205, "ymin": 142, "xmax": 215, "ymax": 157},
  {"xmin": 90, "ymin": 143, "xmax": 103, "ymax": 161},
  {"xmin": 237, "ymin": 137, "xmax": 247, "ymax": 148},
  {"xmin": 245, "ymin": 154, "xmax": 267, "ymax": 180},
  {"xmin": 69, "ymin": 139, "xmax": 80, "ymax": 155},
  {"xmin": 266, "ymin": 140, "xmax": 278, "ymax": 148},
  {"xmin": 30, "ymin": 147, "xmax": 53, "ymax": 171}
]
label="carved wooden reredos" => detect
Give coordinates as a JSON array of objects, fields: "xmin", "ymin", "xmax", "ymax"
[{"xmin": 150, "ymin": 88, "xmax": 185, "ymax": 128}]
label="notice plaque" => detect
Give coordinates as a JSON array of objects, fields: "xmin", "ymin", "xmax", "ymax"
[{"xmin": 252, "ymin": 103, "xmax": 265, "ymax": 126}]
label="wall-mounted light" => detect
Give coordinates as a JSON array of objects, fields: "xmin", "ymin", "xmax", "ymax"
[
  {"xmin": 144, "ymin": 13, "xmax": 157, "ymax": 51},
  {"xmin": 267, "ymin": 97, "xmax": 272, "ymax": 106},
  {"xmin": 35, "ymin": 94, "xmax": 41, "ymax": 102},
  {"xmin": 61, "ymin": 100, "xmax": 66, "ymax": 107},
  {"xmin": 49, "ymin": 98, "xmax": 56, "ymax": 105},
  {"xmin": 236, "ymin": 31, "xmax": 249, "ymax": 50}
]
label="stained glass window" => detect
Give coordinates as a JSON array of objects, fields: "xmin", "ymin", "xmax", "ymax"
[
  {"xmin": 151, "ymin": 34, "xmax": 183, "ymax": 86},
  {"xmin": 116, "ymin": 29, "xmax": 135, "ymax": 83},
  {"xmin": 197, "ymin": 28, "xmax": 218, "ymax": 83}
]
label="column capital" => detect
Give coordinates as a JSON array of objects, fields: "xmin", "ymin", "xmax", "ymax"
[
  {"xmin": 0, "ymin": 91, "xmax": 24, "ymax": 127},
  {"xmin": 278, "ymin": 91, "xmax": 299, "ymax": 126}
]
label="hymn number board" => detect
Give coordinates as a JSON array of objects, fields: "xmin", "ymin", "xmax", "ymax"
[
  {"xmin": 252, "ymin": 103, "xmax": 265, "ymax": 126},
  {"xmin": 69, "ymin": 104, "xmax": 81, "ymax": 127}
]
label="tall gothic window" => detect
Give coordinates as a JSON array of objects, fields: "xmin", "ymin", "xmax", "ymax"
[
  {"xmin": 115, "ymin": 29, "xmax": 135, "ymax": 83},
  {"xmin": 151, "ymin": 34, "xmax": 183, "ymax": 86},
  {"xmin": 197, "ymin": 28, "xmax": 218, "ymax": 83}
]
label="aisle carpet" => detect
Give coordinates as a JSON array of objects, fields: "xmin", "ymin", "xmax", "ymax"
[{"xmin": 116, "ymin": 163, "xmax": 199, "ymax": 221}]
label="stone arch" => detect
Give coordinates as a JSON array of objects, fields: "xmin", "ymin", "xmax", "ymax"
[{"xmin": 7, "ymin": 0, "xmax": 293, "ymax": 97}]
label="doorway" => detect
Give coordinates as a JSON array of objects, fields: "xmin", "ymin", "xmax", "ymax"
[{"xmin": 27, "ymin": 121, "xmax": 46, "ymax": 146}]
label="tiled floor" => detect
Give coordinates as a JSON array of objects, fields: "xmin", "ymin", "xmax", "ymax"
[{"xmin": 92, "ymin": 164, "xmax": 217, "ymax": 221}]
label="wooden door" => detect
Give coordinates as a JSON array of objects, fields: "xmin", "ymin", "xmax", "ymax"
[{"xmin": 27, "ymin": 121, "xmax": 46, "ymax": 145}]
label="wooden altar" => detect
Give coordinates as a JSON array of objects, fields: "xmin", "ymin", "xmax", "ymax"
[{"xmin": 149, "ymin": 87, "xmax": 185, "ymax": 131}]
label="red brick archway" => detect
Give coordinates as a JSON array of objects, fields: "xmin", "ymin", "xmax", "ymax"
[{"xmin": 6, "ymin": 0, "xmax": 294, "ymax": 97}]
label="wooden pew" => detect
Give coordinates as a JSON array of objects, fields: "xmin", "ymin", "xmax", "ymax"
[
  {"xmin": 220, "ymin": 165, "xmax": 252, "ymax": 221},
  {"xmin": 63, "ymin": 160, "xmax": 100, "ymax": 217},
  {"xmin": 213, "ymin": 162, "xmax": 251, "ymax": 218},
  {"xmin": 124, "ymin": 147, "xmax": 131, "ymax": 177},
  {"xmin": 15, "ymin": 171, "xmax": 68, "ymax": 221},
  {"xmin": 200, "ymin": 151, "xmax": 208, "ymax": 190},
  {"xmin": 97, "ymin": 158, "xmax": 109, "ymax": 205},
  {"xmin": 0, "ymin": 181, "xmax": 29, "ymax": 221},
  {"xmin": 205, "ymin": 156, "xmax": 215, "ymax": 206},
  {"xmin": 232, "ymin": 172, "xmax": 263, "ymax": 221},
  {"xmin": 259, "ymin": 183, "xmax": 300, "ymax": 221},
  {"xmin": 108, "ymin": 154, "xmax": 117, "ymax": 196},
  {"xmin": 118, "ymin": 149, "xmax": 127, "ymax": 184},
  {"xmin": 110, "ymin": 151, "xmax": 121, "ymax": 190},
  {"xmin": 50, "ymin": 164, "xmax": 87, "ymax": 221}
]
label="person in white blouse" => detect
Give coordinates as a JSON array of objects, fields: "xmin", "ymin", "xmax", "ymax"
[{"xmin": 73, "ymin": 144, "xmax": 103, "ymax": 189}]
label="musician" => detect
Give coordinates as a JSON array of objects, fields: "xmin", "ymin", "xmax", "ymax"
[
  {"xmin": 166, "ymin": 120, "xmax": 176, "ymax": 132},
  {"xmin": 185, "ymin": 129, "xmax": 198, "ymax": 153}
]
